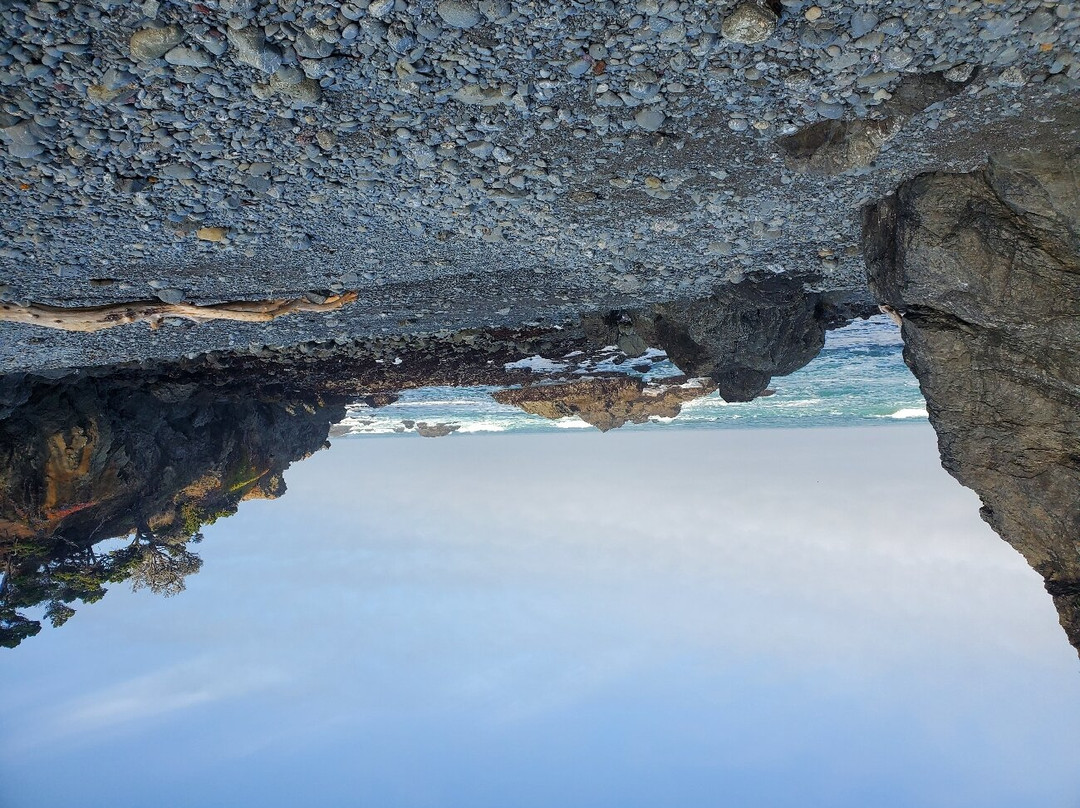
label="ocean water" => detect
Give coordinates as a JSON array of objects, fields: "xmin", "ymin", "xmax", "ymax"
[{"xmin": 335, "ymin": 315, "xmax": 927, "ymax": 437}]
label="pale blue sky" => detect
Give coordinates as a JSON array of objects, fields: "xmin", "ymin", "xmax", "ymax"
[{"xmin": 2, "ymin": 425, "xmax": 1079, "ymax": 807}]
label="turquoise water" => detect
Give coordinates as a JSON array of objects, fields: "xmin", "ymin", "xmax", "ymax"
[{"xmin": 335, "ymin": 315, "xmax": 927, "ymax": 436}]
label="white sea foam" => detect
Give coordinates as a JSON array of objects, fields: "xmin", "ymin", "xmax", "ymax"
[
  {"xmin": 456, "ymin": 421, "xmax": 511, "ymax": 433},
  {"xmin": 553, "ymin": 418, "xmax": 593, "ymax": 429},
  {"xmin": 504, "ymin": 355, "xmax": 569, "ymax": 372},
  {"xmin": 331, "ymin": 317, "xmax": 925, "ymax": 436},
  {"xmin": 888, "ymin": 408, "xmax": 929, "ymax": 419}
]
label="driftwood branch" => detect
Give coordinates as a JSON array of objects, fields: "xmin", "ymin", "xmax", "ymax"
[
  {"xmin": 878, "ymin": 304, "xmax": 903, "ymax": 327},
  {"xmin": 0, "ymin": 292, "xmax": 359, "ymax": 332}
]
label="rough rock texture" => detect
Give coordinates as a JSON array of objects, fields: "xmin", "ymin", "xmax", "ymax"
[
  {"xmin": 492, "ymin": 376, "xmax": 717, "ymax": 431},
  {"xmin": 720, "ymin": 2, "xmax": 778, "ymax": 45},
  {"xmin": 864, "ymin": 148, "xmax": 1080, "ymax": 655},
  {"xmin": 0, "ymin": 370, "xmax": 344, "ymax": 544},
  {"xmin": 587, "ymin": 276, "xmax": 861, "ymax": 401},
  {"xmin": 778, "ymin": 73, "xmax": 967, "ymax": 176},
  {"xmin": 2, "ymin": 2, "xmax": 1078, "ymax": 373},
  {"xmin": 0, "ymin": 367, "xmax": 346, "ymax": 646},
  {"xmin": 414, "ymin": 421, "xmax": 461, "ymax": 437}
]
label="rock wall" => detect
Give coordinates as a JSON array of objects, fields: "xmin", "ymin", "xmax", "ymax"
[
  {"xmin": 0, "ymin": 370, "xmax": 344, "ymax": 545},
  {"xmin": 864, "ymin": 149, "xmax": 1080, "ymax": 654},
  {"xmin": 0, "ymin": 368, "xmax": 346, "ymax": 647}
]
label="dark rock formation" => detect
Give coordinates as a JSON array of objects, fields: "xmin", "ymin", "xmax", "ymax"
[
  {"xmin": 82, "ymin": 276, "xmax": 864, "ymax": 409},
  {"xmin": 865, "ymin": 148, "xmax": 1080, "ymax": 655},
  {"xmin": 414, "ymin": 422, "xmax": 460, "ymax": 438},
  {"xmin": 584, "ymin": 277, "xmax": 869, "ymax": 401},
  {"xmin": 0, "ymin": 371, "xmax": 344, "ymax": 543},
  {"xmin": 492, "ymin": 376, "xmax": 718, "ymax": 432},
  {"xmin": 779, "ymin": 73, "xmax": 968, "ymax": 176},
  {"xmin": 0, "ymin": 368, "xmax": 346, "ymax": 647}
]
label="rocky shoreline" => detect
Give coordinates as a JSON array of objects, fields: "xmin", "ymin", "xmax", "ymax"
[
  {"xmin": 0, "ymin": 273, "xmax": 873, "ymax": 646},
  {"xmin": 2, "ymin": 3, "xmax": 1079, "ymax": 660},
  {"xmin": 3, "ymin": 1, "xmax": 1079, "ymax": 371}
]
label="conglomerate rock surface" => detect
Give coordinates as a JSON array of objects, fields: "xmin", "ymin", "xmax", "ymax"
[{"xmin": 865, "ymin": 147, "xmax": 1080, "ymax": 655}]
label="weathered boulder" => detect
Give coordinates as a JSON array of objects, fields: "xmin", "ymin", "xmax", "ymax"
[
  {"xmin": 864, "ymin": 148, "xmax": 1080, "ymax": 654},
  {"xmin": 583, "ymin": 276, "xmax": 867, "ymax": 402},
  {"xmin": 493, "ymin": 376, "xmax": 717, "ymax": 432},
  {"xmin": 414, "ymin": 421, "xmax": 460, "ymax": 437}
]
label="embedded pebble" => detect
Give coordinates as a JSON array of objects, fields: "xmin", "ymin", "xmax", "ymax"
[
  {"xmin": 437, "ymin": 0, "xmax": 483, "ymax": 29},
  {"xmin": 155, "ymin": 288, "xmax": 185, "ymax": 303},
  {"xmin": 164, "ymin": 46, "xmax": 213, "ymax": 68},
  {"xmin": 634, "ymin": 108, "xmax": 665, "ymax": 132},
  {"xmin": 129, "ymin": 26, "xmax": 186, "ymax": 61},
  {"xmin": 721, "ymin": 2, "xmax": 778, "ymax": 45},
  {"xmin": 849, "ymin": 11, "xmax": 878, "ymax": 38},
  {"xmin": 196, "ymin": 227, "xmax": 227, "ymax": 242},
  {"xmin": 226, "ymin": 26, "xmax": 283, "ymax": 74}
]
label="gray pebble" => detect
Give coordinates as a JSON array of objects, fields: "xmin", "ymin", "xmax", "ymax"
[
  {"xmin": 466, "ymin": 139, "xmax": 494, "ymax": 158},
  {"xmin": 815, "ymin": 101, "xmax": 844, "ymax": 119},
  {"xmin": 634, "ymin": 108, "xmax": 665, "ymax": 131},
  {"xmin": 155, "ymin": 288, "xmax": 185, "ymax": 304},
  {"xmin": 997, "ymin": 66, "xmax": 1026, "ymax": 87},
  {"xmin": 849, "ymin": 11, "xmax": 878, "ymax": 38},
  {"xmin": 129, "ymin": 26, "xmax": 186, "ymax": 62},
  {"xmin": 721, "ymin": 2, "xmax": 778, "ymax": 45},
  {"xmin": 226, "ymin": 26, "xmax": 283, "ymax": 74},
  {"xmin": 1021, "ymin": 10, "xmax": 1055, "ymax": 34},
  {"xmin": 164, "ymin": 46, "xmax": 213, "ymax": 68},
  {"xmin": 367, "ymin": 0, "xmax": 395, "ymax": 18},
  {"xmin": 0, "ymin": 120, "xmax": 48, "ymax": 159},
  {"xmin": 480, "ymin": 0, "xmax": 513, "ymax": 21},
  {"xmin": 567, "ymin": 58, "xmax": 592, "ymax": 78},
  {"xmin": 159, "ymin": 164, "xmax": 196, "ymax": 180},
  {"xmin": 437, "ymin": 0, "xmax": 483, "ymax": 29}
]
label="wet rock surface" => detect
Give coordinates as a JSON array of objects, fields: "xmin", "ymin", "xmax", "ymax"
[
  {"xmin": 865, "ymin": 147, "xmax": 1080, "ymax": 655},
  {"xmin": 493, "ymin": 376, "xmax": 717, "ymax": 432},
  {"xmin": 587, "ymin": 275, "xmax": 861, "ymax": 401}
]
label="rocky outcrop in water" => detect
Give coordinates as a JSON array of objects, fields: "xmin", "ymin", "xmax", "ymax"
[
  {"xmin": 91, "ymin": 275, "xmax": 866, "ymax": 408},
  {"xmin": 584, "ymin": 277, "xmax": 867, "ymax": 401},
  {"xmin": 865, "ymin": 148, "xmax": 1080, "ymax": 655},
  {"xmin": 493, "ymin": 376, "xmax": 718, "ymax": 432}
]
